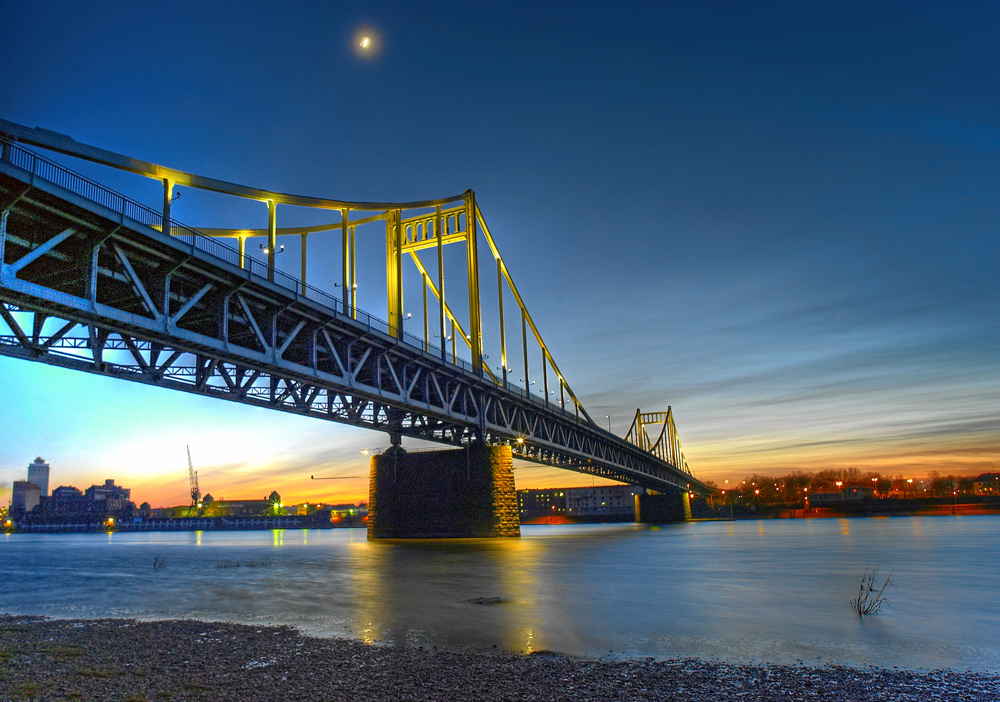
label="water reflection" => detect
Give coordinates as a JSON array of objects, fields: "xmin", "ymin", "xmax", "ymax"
[{"xmin": 350, "ymin": 537, "xmax": 546, "ymax": 652}]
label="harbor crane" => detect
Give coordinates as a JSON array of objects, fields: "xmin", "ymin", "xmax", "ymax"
[{"xmin": 187, "ymin": 445, "xmax": 201, "ymax": 512}]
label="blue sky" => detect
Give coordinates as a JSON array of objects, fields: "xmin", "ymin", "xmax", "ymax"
[{"xmin": 1, "ymin": 1, "xmax": 997, "ymax": 506}]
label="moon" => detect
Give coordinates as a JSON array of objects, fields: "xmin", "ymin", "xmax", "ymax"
[{"xmin": 352, "ymin": 27, "xmax": 380, "ymax": 58}]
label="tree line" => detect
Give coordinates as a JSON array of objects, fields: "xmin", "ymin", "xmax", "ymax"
[{"xmin": 706, "ymin": 467, "xmax": 984, "ymax": 506}]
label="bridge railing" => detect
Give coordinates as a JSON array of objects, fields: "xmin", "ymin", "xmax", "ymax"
[
  {"xmin": 3, "ymin": 140, "xmax": 589, "ymax": 410},
  {"xmin": 1, "ymin": 139, "xmax": 483, "ymax": 375}
]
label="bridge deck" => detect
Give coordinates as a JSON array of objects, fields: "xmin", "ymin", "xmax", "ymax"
[{"xmin": 0, "ymin": 138, "xmax": 712, "ymax": 495}]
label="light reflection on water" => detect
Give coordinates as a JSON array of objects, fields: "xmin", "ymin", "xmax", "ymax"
[{"xmin": 1, "ymin": 518, "xmax": 998, "ymax": 670}]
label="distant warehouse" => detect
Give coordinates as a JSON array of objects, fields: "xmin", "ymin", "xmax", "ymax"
[
  {"xmin": 807, "ymin": 487, "xmax": 874, "ymax": 506},
  {"xmin": 518, "ymin": 485, "xmax": 645, "ymax": 523},
  {"xmin": 566, "ymin": 485, "xmax": 645, "ymax": 521}
]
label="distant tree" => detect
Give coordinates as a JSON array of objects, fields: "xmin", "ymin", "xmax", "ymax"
[
  {"xmin": 927, "ymin": 471, "xmax": 943, "ymax": 494},
  {"xmin": 811, "ymin": 469, "xmax": 843, "ymax": 492},
  {"xmin": 842, "ymin": 467, "xmax": 863, "ymax": 484},
  {"xmin": 930, "ymin": 474, "xmax": 955, "ymax": 496},
  {"xmin": 781, "ymin": 472, "xmax": 811, "ymax": 502}
]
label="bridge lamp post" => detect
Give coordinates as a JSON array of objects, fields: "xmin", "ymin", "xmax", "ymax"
[
  {"xmin": 334, "ymin": 282, "xmax": 358, "ymax": 315},
  {"xmin": 605, "ymin": 415, "xmax": 611, "ymax": 433},
  {"xmin": 261, "ymin": 243, "xmax": 284, "ymax": 283}
]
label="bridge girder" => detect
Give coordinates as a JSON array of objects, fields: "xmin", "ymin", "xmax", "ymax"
[{"xmin": 0, "ymin": 134, "xmax": 714, "ymax": 496}]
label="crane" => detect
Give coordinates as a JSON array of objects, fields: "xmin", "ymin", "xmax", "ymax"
[{"xmin": 187, "ymin": 445, "xmax": 201, "ymax": 513}]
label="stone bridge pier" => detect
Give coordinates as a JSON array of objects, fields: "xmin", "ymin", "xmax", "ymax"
[
  {"xmin": 367, "ymin": 445, "xmax": 520, "ymax": 539},
  {"xmin": 635, "ymin": 489, "xmax": 692, "ymax": 523}
]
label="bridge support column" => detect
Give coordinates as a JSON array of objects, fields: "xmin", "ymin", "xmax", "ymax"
[
  {"xmin": 367, "ymin": 445, "xmax": 520, "ymax": 539},
  {"xmin": 635, "ymin": 489, "xmax": 691, "ymax": 524}
]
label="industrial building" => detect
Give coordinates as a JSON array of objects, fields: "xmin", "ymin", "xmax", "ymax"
[{"xmin": 565, "ymin": 485, "xmax": 644, "ymax": 520}]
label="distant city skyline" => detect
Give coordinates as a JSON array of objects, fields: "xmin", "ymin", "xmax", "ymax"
[{"xmin": 2, "ymin": 1, "xmax": 998, "ymax": 507}]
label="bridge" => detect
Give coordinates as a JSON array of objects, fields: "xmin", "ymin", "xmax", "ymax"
[{"xmin": 0, "ymin": 118, "xmax": 713, "ymax": 536}]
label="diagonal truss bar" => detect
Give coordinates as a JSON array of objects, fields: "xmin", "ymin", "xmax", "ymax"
[{"xmin": 8, "ymin": 227, "xmax": 75, "ymax": 274}]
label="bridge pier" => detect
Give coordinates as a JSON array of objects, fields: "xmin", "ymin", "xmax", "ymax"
[
  {"xmin": 367, "ymin": 445, "xmax": 520, "ymax": 539},
  {"xmin": 635, "ymin": 490, "xmax": 691, "ymax": 524}
]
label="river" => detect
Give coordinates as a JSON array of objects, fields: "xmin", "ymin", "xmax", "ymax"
[{"xmin": 2, "ymin": 516, "xmax": 997, "ymax": 671}]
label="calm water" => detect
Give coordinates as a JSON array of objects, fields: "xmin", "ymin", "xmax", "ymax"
[{"xmin": 2, "ymin": 517, "xmax": 998, "ymax": 670}]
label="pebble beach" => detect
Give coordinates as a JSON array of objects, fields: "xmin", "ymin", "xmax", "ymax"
[{"xmin": 1, "ymin": 615, "xmax": 997, "ymax": 701}]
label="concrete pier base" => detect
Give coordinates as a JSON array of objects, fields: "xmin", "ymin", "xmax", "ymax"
[
  {"xmin": 635, "ymin": 490, "xmax": 691, "ymax": 523},
  {"xmin": 367, "ymin": 445, "xmax": 520, "ymax": 539}
]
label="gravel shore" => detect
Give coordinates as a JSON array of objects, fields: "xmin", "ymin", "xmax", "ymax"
[{"xmin": 1, "ymin": 614, "xmax": 997, "ymax": 701}]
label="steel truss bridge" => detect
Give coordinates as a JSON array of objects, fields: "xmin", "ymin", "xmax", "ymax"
[{"xmin": 0, "ymin": 118, "xmax": 712, "ymax": 495}]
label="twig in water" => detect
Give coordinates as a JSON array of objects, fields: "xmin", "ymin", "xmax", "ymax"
[{"xmin": 850, "ymin": 566, "xmax": 894, "ymax": 616}]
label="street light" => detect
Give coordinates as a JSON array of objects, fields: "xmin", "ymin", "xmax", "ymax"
[{"xmin": 605, "ymin": 415, "xmax": 611, "ymax": 433}]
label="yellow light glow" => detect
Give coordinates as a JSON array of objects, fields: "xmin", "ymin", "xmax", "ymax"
[{"xmin": 352, "ymin": 27, "xmax": 381, "ymax": 58}]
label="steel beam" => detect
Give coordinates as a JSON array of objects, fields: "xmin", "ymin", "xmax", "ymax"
[{"xmin": 0, "ymin": 138, "xmax": 712, "ymax": 496}]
